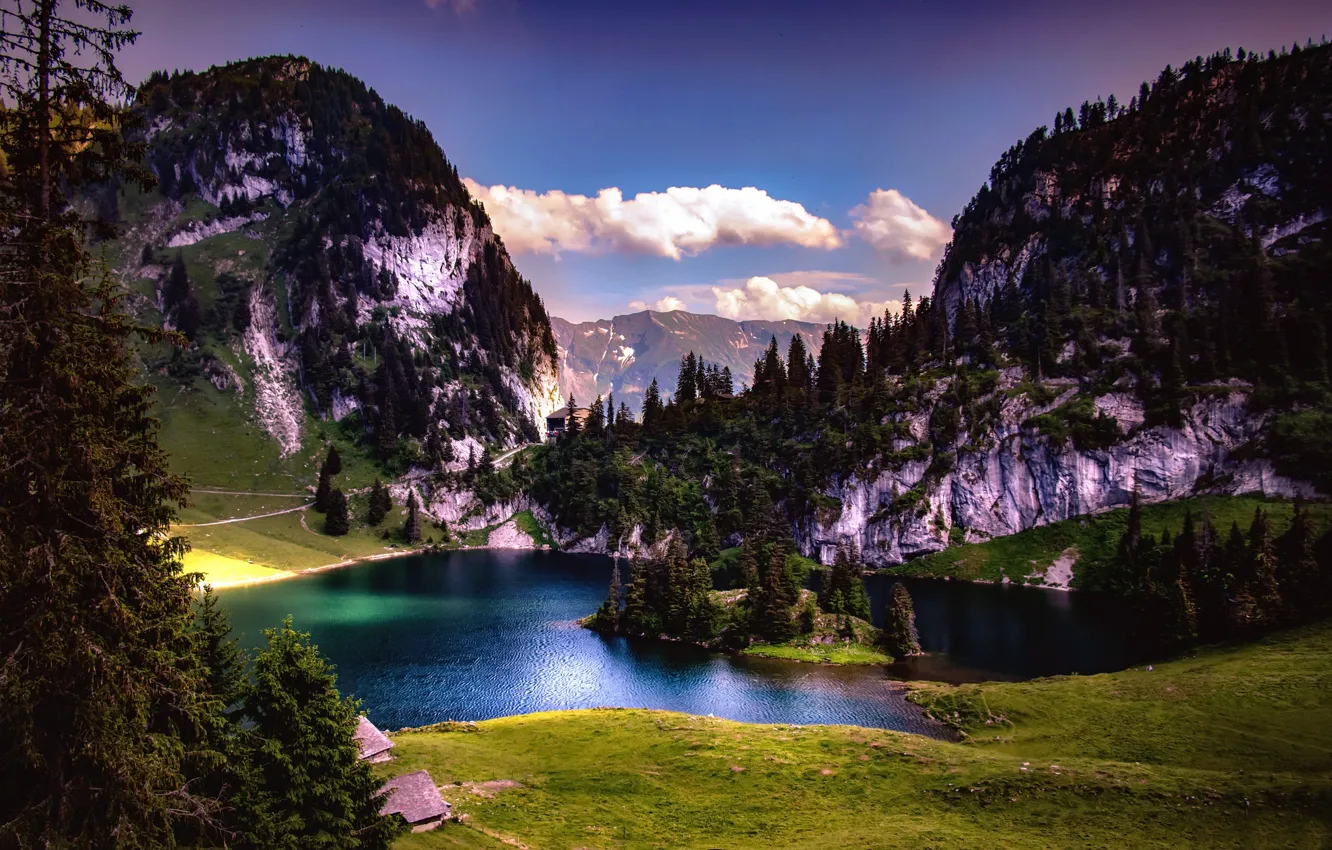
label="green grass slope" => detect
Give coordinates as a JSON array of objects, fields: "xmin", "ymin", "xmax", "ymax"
[
  {"xmin": 908, "ymin": 623, "xmax": 1332, "ymax": 776},
  {"xmin": 888, "ymin": 495, "xmax": 1332, "ymax": 586},
  {"xmin": 381, "ymin": 623, "xmax": 1332, "ymax": 849}
]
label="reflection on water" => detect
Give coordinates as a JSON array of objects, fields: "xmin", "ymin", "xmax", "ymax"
[{"xmin": 219, "ymin": 551, "xmax": 1147, "ymax": 733}]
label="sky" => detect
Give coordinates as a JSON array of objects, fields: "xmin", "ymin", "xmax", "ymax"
[{"xmin": 121, "ymin": 0, "xmax": 1331, "ymax": 323}]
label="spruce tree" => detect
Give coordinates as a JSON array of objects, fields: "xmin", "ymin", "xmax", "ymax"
[
  {"xmin": 882, "ymin": 583, "xmax": 922, "ymax": 660},
  {"xmin": 325, "ymin": 444, "xmax": 343, "ymax": 476},
  {"xmin": 314, "ymin": 459, "xmax": 333, "ymax": 513},
  {"xmin": 622, "ymin": 557, "xmax": 651, "ymax": 635},
  {"xmin": 403, "ymin": 490, "xmax": 422, "ymax": 543},
  {"xmin": 591, "ymin": 563, "xmax": 623, "ymax": 633},
  {"xmin": 367, "ymin": 478, "xmax": 391, "ymax": 525},
  {"xmin": 325, "ymin": 489, "xmax": 350, "ymax": 536},
  {"xmin": 0, "ymin": 2, "xmax": 208, "ymax": 842},
  {"xmin": 753, "ymin": 550, "xmax": 797, "ymax": 643},
  {"xmin": 235, "ymin": 620, "xmax": 402, "ymax": 849}
]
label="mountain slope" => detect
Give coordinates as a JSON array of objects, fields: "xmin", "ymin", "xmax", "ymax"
[
  {"xmin": 102, "ymin": 56, "xmax": 560, "ymax": 486},
  {"xmin": 816, "ymin": 45, "xmax": 1331, "ymax": 560},
  {"xmin": 552, "ymin": 310, "xmax": 824, "ymax": 412}
]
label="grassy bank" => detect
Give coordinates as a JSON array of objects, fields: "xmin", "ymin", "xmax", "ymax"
[
  {"xmin": 886, "ymin": 495, "xmax": 1332, "ymax": 586},
  {"xmin": 740, "ymin": 642, "xmax": 895, "ymax": 665},
  {"xmin": 381, "ymin": 621, "xmax": 1332, "ymax": 849}
]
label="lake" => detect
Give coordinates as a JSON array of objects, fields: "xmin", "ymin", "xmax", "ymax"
[{"xmin": 218, "ymin": 550, "xmax": 1150, "ymax": 734}]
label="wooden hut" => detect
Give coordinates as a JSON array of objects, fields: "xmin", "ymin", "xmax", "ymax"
[
  {"xmin": 379, "ymin": 770, "xmax": 451, "ymax": 832},
  {"xmin": 354, "ymin": 716, "xmax": 395, "ymax": 763},
  {"xmin": 545, "ymin": 406, "xmax": 590, "ymax": 436}
]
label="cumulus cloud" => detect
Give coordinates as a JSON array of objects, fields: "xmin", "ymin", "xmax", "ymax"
[
  {"xmin": 628, "ymin": 295, "xmax": 688, "ymax": 313},
  {"xmin": 849, "ymin": 189, "xmax": 951, "ymax": 262},
  {"xmin": 463, "ymin": 179, "xmax": 842, "ymax": 260},
  {"xmin": 711, "ymin": 276, "xmax": 901, "ymax": 327}
]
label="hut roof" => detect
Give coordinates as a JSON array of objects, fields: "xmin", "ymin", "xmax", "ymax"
[
  {"xmin": 548, "ymin": 406, "xmax": 591, "ymax": 420},
  {"xmin": 380, "ymin": 770, "xmax": 450, "ymax": 824},
  {"xmin": 354, "ymin": 716, "xmax": 394, "ymax": 760}
]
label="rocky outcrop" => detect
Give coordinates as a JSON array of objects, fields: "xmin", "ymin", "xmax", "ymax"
[
  {"xmin": 801, "ymin": 390, "xmax": 1314, "ymax": 567},
  {"xmin": 241, "ymin": 284, "xmax": 303, "ymax": 457},
  {"xmin": 487, "ymin": 520, "xmax": 536, "ymax": 550}
]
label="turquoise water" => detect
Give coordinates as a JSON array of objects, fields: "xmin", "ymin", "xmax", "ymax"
[{"xmin": 218, "ymin": 549, "xmax": 1144, "ymax": 733}]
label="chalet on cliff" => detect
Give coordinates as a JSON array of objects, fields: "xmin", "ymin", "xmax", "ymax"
[
  {"xmin": 545, "ymin": 406, "xmax": 590, "ymax": 435},
  {"xmin": 379, "ymin": 770, "xmax": 451, "ymax": 832},
  {"xmin": 354, "ymin": 716, "xmax": 395, "ymax": 763}
]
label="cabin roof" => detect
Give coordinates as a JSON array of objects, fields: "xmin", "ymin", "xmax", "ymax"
[
  {"xmin": 354, "ymin": 716, "xmax": 394, "ymax": 760},
  {"xmin": 547, "ymin": 406, "xmax": 591, "ymax": 419},
  {"xmin": 379, "ymin": 770, "xmax": 450, "ymax": 824}
]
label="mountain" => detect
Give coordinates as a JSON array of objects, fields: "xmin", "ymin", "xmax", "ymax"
[
  {"xmin": 518, "ymin": 44, "xmax": 1330, "ymax": 573},
  {"xmin": 551, "ymin": 310, "xmax": 824, "ymax": 412},
  {"xmin": 100, "ymin": 57, "xmax": 561, "ymax": 483},
  {"xmin": 798, "ymin": 43, "xmax": 1332, "ymax": 563}
]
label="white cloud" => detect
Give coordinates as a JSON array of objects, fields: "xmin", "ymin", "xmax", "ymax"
[
  {"xmin": 464, "ymin": 179, "xmax": 842, "ymax": 260},
  {"xmin": 711, "ymin": 276, "xmax": 901, "ymax": 327},
  {"xmin": 628, "ymin": 295, "xmax": 688, "ymax": 313},
  {"xmin": 849, "ymin": 188, "xmax": 951, "ymax": 262}
]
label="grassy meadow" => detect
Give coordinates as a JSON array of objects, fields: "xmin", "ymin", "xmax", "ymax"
[
  {"xmin": 380, "ymin": 622, "xmax": 1332, "ymax": 849},
  {"xmin": 888, "ymin": 495, "xmax": 1332, "ymax": 586}
]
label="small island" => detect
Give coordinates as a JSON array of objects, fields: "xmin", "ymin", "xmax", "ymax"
[{"xmin": 583, "ymin": 537, "xmax": 922, "ymax": 665}]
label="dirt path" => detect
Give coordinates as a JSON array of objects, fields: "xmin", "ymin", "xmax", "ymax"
[
  {"xmin": 191, "ymin": 488, "xmax": 310, "ymax": 498},
  {"xmin": 493, "ymin": 443, "xmax": 531, "ymax": 468},
  {"xmin": 177, "ymin": 502, "xmax": 313, "ymax": 527}
]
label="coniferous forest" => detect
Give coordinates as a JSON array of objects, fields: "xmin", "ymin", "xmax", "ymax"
[{"xmin": 0, "ymin": 3, "xmax": 401, "ymax": 846}]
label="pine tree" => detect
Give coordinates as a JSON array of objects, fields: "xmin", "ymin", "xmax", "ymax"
[
  {"xmin": 1277, "ymin": 503, "xmax": 1321, "ymax": 620},
  {"xmin": 479, "ymin": 446, "xmax": 495, "ymax": 475},
  {"xmin": 819, "ymin": 542, "xmax": 871, "ymax": 620},
  {"xmin": 235, "ymin": 620, "xmax": 403, "ymax": 848},
  {"xmin": 367, "ymin": 478, "xmax": 392, "ymax": 525},
  {"xmin": 403, "ymin": 490, "xmax": 422, "ymax": 543},
  {"xmin": 314, "ymin": 458, "xmax": 333, "ymax": 513},
  {"xmin": 753, "ymin": 549, "xmax": 798, "ymax": 643},
  {"xmin": 1246, "ymin": 508, "xmax": 1283, "ymax": 625},
  {"xmin": 325, "ymin": 444, "xmax": 343, "ymax": 476},
  {"xmin": 0, "ymin": 2, "xmax": 209, "ymax": 841},
  {"xmin": 739, "ymin": 539, "xmax": 760, "ymax": 589},
  {"xmin": 325, "ymin": 489, "xmax": 350, "ymax": 536},
  {"xmin": 622, "ymin": 557, "xmax": 651, "ymax": 635},
  {"xmin": 882, "ymin": 583, "xmax": 921, "ymax": 660},
  {"xmin": 642, "ymin": 379, "xmax": 664, "ymax": 432},
  {"xmin": 590, "ymin": 563, "xmax": 622, "ymax": 633}
]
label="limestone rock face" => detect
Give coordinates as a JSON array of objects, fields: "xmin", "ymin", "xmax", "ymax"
[{"xmin": 801, "ymin": 391, "xmax": 1313, "ymax": 567}]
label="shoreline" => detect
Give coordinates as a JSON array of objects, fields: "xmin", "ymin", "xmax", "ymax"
[{"xmin": 195, "ymin": 543, "xmax": 542, "ymax": 590}]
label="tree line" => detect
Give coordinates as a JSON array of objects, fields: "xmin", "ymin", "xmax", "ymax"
[{"xmin": 0, "ymin": 4, "xmax": 403, "ymax": 845}]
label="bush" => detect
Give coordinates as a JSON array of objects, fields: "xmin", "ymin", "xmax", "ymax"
[{"xmin": 1269, "ymin": 409, "xmax": 1332, "ymax": 493}]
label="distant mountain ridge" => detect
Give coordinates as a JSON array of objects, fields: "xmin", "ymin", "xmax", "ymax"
[{"xmin": 551, "ymin": 310, "xmax": 825, "ymax": 412}]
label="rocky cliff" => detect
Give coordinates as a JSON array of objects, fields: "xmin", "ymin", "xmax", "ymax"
[{"xmin": 800, "ymin": 375, "xmax": 1312, "ymax": 566}]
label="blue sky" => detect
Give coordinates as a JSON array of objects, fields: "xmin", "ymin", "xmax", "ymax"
[{"xmin": 123, "ymin": 0, "xmax": 1330, "ymax": 322}]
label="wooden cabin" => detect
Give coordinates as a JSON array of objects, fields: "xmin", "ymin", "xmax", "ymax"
[
  {"xmin": 545, "ymin": 406, "xmax": 590, "ymax": 436},
  {"xmin": 354, "ymin": 716, "xmax": 395, "ymax": 764},
  {"xmin": 379, "ymin": 770, "xmax": 451, "ymax": 832}
]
